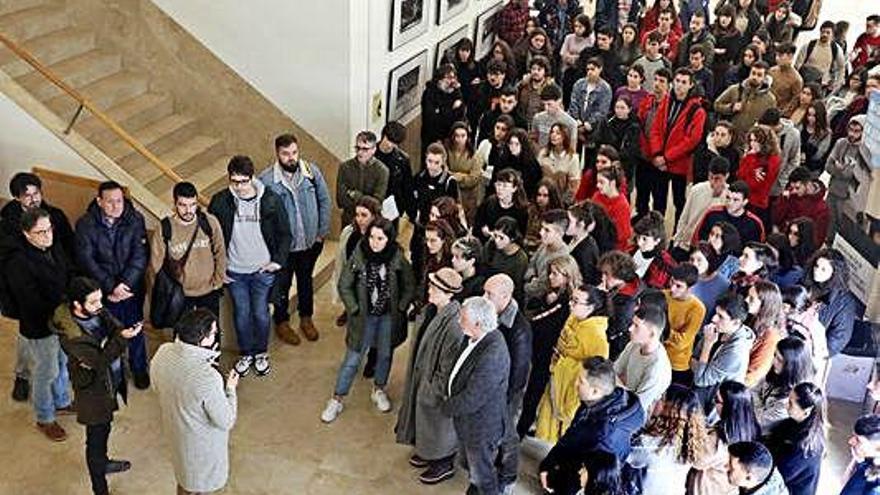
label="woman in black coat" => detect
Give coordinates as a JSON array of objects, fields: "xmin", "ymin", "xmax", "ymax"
[
  {"xmin": 766, "ymin": 382, "xmax": 825, "ymax": 495},
  {"xmin": 803, "ymin": 248, "xmax": 860, "ymax": 358},
  {"xmin": 595, "ymin": 96, "xmax": 641, "ymax": 186},
  {"xmin": 421, "ymin": 64, "xmax": 467, "ymax": 154}
]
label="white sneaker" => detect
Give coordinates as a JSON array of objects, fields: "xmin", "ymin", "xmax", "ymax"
[
  {"xmin": 321, "ymin": 398, "xmax": 344, "ymax": 423},
  {"xmin": 371, "ymin": 388, "xmax": 392, "ymax": 413},
  {"xmin": 253, "ymin": 353, "xmax": 270, "ymax": 376},
  {"xmin": 234, "ymin": 355, "xmax": 253, "ymax": 376}
]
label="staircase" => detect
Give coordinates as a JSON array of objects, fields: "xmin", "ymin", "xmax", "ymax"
[{"xmin": 0, "ymin": 0, "xmax": 230, "ymax": 203}]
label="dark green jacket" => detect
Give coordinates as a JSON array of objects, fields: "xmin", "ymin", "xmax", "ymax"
[{"xmin": 338, "ymin": 242, "xmax": 415, "ymax": 351}]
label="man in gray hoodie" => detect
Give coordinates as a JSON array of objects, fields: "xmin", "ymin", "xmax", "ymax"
[
  {"xmin": 758, "ymin": 108, "xmax": 801, "ymax": 208},
  {"xmin": 826, "ymin": 114, "xmax": 872, "ymax": 242}
]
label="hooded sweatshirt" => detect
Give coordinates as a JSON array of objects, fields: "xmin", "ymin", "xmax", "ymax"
[
  {"xmin": 826, "ymin": 115, "xmax": 871, "ymax": 200},
  {"xmin": 227, "ymin": 180, "xmax": 270, "ymax": 274}
]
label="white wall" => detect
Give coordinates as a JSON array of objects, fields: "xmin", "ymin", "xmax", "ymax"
[
  {"xmin": 0, "ymin": 93, "xmax": 102, "ymax": 193},
  {"xmin": 150, "ymin": 0, "xmax": 352, "ymax": 157}
]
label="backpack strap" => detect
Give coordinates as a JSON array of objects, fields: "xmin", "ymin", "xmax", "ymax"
[
  {"xmin": 196, "ymin": 210, "xmax": 213, "ymax": 239},
  {"xmin": 161, "ymin": 217, "xmax": 172, "ymax": 244}
]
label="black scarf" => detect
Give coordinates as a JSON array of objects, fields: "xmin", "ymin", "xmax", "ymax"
[{"xmin": 360, "ymin": 238, "xmax": 399, "ymax": 265}]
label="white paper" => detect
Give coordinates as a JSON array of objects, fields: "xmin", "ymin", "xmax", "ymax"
[{"xmin": 381, "ymin": 195, "xmax": 400, "ymax": 220}]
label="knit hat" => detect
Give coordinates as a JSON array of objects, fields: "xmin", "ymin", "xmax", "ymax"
[{"xmin": 428, "ymin": 267, "xmax": 463, "ymax": 294}]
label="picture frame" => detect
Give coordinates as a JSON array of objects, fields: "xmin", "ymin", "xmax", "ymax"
[
  {"xmin": 435, "ymin": 24, "xmax": 470, "ymax": 68},
  {"xmin": 388, "ymin": 50, "xmax": 429, "ymax": 123},
  {"xmin": 473, "ymin": 2, "xmax": 504, "ymax": 60},
  {"xmin": 437, "ymin": 0, "xmax": 470, "ymax": 25},
  {"xmin": 390, "ymin": 0, "xmax": 430, "ymax": 51}
]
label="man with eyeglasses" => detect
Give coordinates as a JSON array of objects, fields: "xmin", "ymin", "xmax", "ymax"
[
  {"xmin": 4, "ymin": 208, "xmax": 74, "ymax": 441},
  {"xmin": 336, "ymin": 131, "xmax": 389, "ymax": 227},
  {"xmin": 0, "ymin": 172, "xmax": 76, "ymax": 403}
]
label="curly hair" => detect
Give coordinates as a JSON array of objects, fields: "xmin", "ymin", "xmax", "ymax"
[
  {"xmin": 642, "ymin": 385, "xmax": 711, "ymax": 465},
  {"xmin": 747, "ymin": 125, "xmax": 780, "ymax": 157}
]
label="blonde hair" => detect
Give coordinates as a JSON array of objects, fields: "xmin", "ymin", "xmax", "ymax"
[{"xmin": 548, "ymin": 255, "xmax": 583, "ymax": 294}]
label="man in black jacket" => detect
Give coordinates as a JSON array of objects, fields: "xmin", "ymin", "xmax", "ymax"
[
  {"xmin": 209, "ymin": 156, "xmax": 291, "ymax": 377},
  {"xmin": 539, "ymin": 356, "xmax": 645, "ymax": 495},
  {"xmin": 1, "ymin": 172, "xmax": 76, "ymax": 402},
  {"xmin": 75, "ymin": 181, "xmax": 149, "ymax": 389},
  {"xmin": 484, "ymin": 274, "xmax": 532, "ymax": 491},
  {"xmin": 6, "ymin": 208, "xmax": 74, "ymax": 442},
  {"xmin": 374, "ymin": 121, "xmax": 416, "ymax": 223},
  {"xmin": 421, "ymin": 64, "xmax": 467, "ymax": 154},
  {"xmin": 53, "ymin": 277, "xmax": 142, "ymax": 495},
  {"xmin": 443, "ymin": 296, "xmax": 510, "ymax": 495}
]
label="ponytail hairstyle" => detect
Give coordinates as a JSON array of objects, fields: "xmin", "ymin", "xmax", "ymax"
[{"xmin": 791, "ymin": 382, "xmax": 827, "ymax": 457}]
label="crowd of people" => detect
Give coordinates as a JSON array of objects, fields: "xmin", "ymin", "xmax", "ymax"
[{"xmin": 1, "ymin": 0, "xmax": 880, "ymax": 494}]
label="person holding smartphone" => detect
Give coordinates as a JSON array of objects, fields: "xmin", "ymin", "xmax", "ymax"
[{"xmin": 52, "ymin": 277, "xmax": 145, "ymax": 495}]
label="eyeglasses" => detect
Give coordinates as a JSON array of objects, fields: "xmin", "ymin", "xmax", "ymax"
[
  {"xmin": 28, "ymin": 226, "xmax": 53, "ymax": 236},
  {"xmin": 355, "ymin": 145, "xmax": 374, "ymax": 152}
]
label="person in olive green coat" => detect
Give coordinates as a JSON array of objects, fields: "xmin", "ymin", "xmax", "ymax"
[{"xmin": 321, "ymin": 218, "xmax": 415, "ymax": 423}]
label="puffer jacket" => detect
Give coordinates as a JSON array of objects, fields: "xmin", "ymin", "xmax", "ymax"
[
  {"xmin": 648, "ymin": 92, "xmax": 707, "ymax": 176},
  {"xmin": 75, "ymin": 199, "xmax": 147, "ymax": 295}
]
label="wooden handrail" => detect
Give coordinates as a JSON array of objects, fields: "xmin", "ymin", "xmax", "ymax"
[{"xmin": 0, "ymin": 32, "xmax": 208, "ymax": 205}]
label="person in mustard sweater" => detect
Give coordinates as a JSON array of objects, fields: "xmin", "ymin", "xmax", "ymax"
[
  {"xmin": 535, "ymin": 284, "xmax": 609, "ymax": 444},
  {"xmin": 664, "ymin": 263, "xmax": 707, "ymax": 386}
]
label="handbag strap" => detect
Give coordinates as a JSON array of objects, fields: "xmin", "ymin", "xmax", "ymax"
[{"xmin": 162, "ymin": 217, "xmax": 203, "ymax": 280}]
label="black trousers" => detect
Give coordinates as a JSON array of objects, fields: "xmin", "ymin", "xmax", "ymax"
[
  {"xmin": 86, "ymin": 422, "xmax": 112, "ymax": 495},
  {"xmin": 635, "ymin": 159, "xmax": 660, "ymax": 219},
  {"xmin": 273, "ymin": 242, "xmax": 324, "ymax": 323},
  {"xmin": 653, "ymin": 171, "xmax": 688, "ymax": 227}
]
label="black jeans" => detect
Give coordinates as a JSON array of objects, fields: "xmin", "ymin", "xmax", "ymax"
[
  {"xmin": 86, "ymin": 422, "xmax": 111, "ymax": 495},
  {"xmin": 635, "ymin": 159, "xmax": 660, "ymax": 219},
  {"xmin": 654, "ymin": 171, "xmax": 688, "ymax": 227},
  {"xmin": 273, "ymin": 241, "xmax": 324, "ymax": 323}
]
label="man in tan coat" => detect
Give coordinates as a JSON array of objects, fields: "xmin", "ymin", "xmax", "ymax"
[{"xmin": 714, "ymin": 61, "xmax": 777, "ymax": 147}]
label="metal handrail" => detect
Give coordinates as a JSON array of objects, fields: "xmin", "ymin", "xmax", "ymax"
[{"xmin": 0, "ymin": 32, "xmax": 208, "ymax": 204}]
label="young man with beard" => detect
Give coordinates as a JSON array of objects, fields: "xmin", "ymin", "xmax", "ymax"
[
  {"xmin": 260, "ymin": 133, "xmax": 332, "ymax": 346},
  {"xmin": 477, "ymin": 85, "xmax": 528, "ymax": 144},
  {"xmin": 149, "ymin": 182, "xmax": 226, "ymax": 322},
  {"xmin": 758, "ymin": 108, "xmax": 801, "ymax": 210},
  {"xmin": 641, "ymin": 9, "xmax": 682, "ymax": 62},
  {"xmin": 421, "ymin": 64, "xmax": 466, "ymax": 153},
  {"xmin": 795, "ymin": 20, "xmax": 846, "ymax": 93},
  {"xmin": 517, "ymin": 56, "xmax": 554, "ymax": 124},
  {"xmin": 714, "ymin": 61, "xmax": 777, "ymax": 147},
  {"xmin": 0, "ymin": 172, "xmax": 76, "ymax": 402},
  {"xmin": 825, "ymin": 114, "xmax": 872, "ymax": 242},
  {"xmin": 851, "ymin": 15, "xmax": 880, "ymax": 72},
  {"xmin": 467, "ymin": 60, "xmax": 508, "ymax": 135},
  {"xmin": 53, "ymin": 277, "xmax": 142, "ymax": 495},
  {"xmin": 675, "ymin": 10, "xmax": 715, "ymax": 68}
]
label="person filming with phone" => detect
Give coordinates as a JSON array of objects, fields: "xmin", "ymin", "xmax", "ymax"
[{"xmin": 52, "ymin": 276, "xmax": 145, "ymax": 495}]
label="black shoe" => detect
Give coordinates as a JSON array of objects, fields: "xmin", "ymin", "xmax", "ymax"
[
  {"xmin": 419, "ymin": 460, "xmax": 455, "ymax": 485},
  {"xmin": 105, "ymin": 459, "xmax": 131, "ymax": 475},
  {"xmin": 409, "ymin": 454, "xmax": 429, "ymax": 468},
  {"xmin": 12, "ymin": 376, "xmax": 29, "ymax": 402},
  {"xmin": 133, "ymin": 372, "xmax": 150, "ymax": 390}
]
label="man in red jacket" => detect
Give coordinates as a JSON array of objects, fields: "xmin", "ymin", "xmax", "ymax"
[
  {"xmin": 771, "ymin": 167, "xmax": 830, "ymax": 245},
  {"xmin": 635, "ymin": 68, "xmax": 672, "ymax": 220},
  {"xmin": 852, "ymin": 15, "xmax": 880, "ymax": 71},
  {"xmin": 648, "ymin": 67, "xmax": 707, "ymax": 227}
]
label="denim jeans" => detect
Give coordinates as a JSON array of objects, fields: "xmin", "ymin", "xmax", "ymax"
[
  {"xmin": 334, "ymin": 315, "xmax": 392, "ymax": 396},
  {"xmin": 227, "ymin": 270, "xmax": 275, "ymax": 356},
  {"xmin": 20, "ymin": 334, "xmax": 70, "ymax": 423},
  {"xmin": 106, "ymin": 295, "xmax": 148, "ymax": 373},
  {"xmin": 459, "ymin": 439, "xmax": 502, "ymax": 495}
]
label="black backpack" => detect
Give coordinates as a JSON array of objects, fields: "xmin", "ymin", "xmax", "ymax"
[{"xmin": 149, "ymin": 212, "xmax": 213, "ymax": 329}]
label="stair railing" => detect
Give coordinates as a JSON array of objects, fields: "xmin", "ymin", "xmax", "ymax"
[{"xmin": 0, "ymin": 32, "xmax": 208, "ymax": 205}]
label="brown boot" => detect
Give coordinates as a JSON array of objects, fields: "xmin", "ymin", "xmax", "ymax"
[
  {"xmin": 275, "ymin": 321, "xmax": 301, "ymax": 346},
  {"xmin": 300, "ymin": 316, "xmax": 319, "ymax": 341},
  {"xmin": 335, "ymin": 311, "xmax": 347, "ymax": 327},
  {"xmin": 37, "ymin": 421, "xmax": 67, "ymax": 442}
]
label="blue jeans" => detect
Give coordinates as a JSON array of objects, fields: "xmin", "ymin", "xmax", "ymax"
[
  {"xmin": 105, "ymin": 295, "xmax": 147, "ymax": 373},
  {"xmin": 227, "ymin": 270, "xmax": 275, "ymax": 356},
  {"xmin": 334, "ymin": 315, "xmax": 392, "ymax": 396},
  {"xmin": 20, "ymin": 334, "xmax": 70, "ymax": 423},
  {"xmin": 15, "ymin": 336, "xmax": 29, "ymax": 379}
]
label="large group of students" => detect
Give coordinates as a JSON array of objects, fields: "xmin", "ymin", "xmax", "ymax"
[{"xmin": 1, "ymin": 0, "xmax": 880, "ymax": 494}]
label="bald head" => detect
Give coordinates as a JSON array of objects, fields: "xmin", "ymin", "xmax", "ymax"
[{"xmin": 483, "ymin": 274, "xmax": 514, "ymax": 314}]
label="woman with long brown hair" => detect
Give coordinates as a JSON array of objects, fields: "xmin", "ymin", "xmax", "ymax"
[
  {"xmin": 743, "ymin": 280, "xmax": 785, "ymax": 388},
  {"xmin": 525, "ymin": 178, "xmax": 563, "ymax": 252},
  {"xmin": 737, "ymin": 126, "xmax": 780, "ymax": 227},
  {"xmin": 445, "ymin": 122, "xmax": 484, "ymax": 225},
  {"xmin": 538, "ymin": 122, "xmax": 580, "ymax": 201}
]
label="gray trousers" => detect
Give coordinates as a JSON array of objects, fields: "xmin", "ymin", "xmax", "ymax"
[{"xmin": 15, "ymin": 335, "xmax": 29, "ymax": 379}]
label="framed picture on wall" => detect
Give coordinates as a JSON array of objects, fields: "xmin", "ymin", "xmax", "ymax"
[
  {"xmin": 390, "ymin": 0, "xmax": 430, "ymax": 51},
  {"xmin": 388, "ymin": 50, "xmax": 429, "ymax": 123},
  {"xmin": 437, "ymin": 0, "xmax": 470, "ymax": 25},
  {"xmin": 435, "ymin": 24, "xmax": 470, "ymax": 67},
  {"xmin": 474, "ymin": 2, "xmax": 503, "ymax": 60}
]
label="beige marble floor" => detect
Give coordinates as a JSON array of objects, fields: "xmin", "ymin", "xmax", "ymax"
[{"xmin": 0, "ymin": 282, "xmax": 865, "ymax": 494}]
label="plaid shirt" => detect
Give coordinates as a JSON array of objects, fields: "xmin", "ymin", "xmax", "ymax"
[{"xmin": 497, "ymin": 2, "xmax": 530, "ymax": 46}]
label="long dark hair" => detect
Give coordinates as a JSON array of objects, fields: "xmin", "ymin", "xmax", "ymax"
[
  {"xmin": 535, "ymin": 178, "xmax": 563, "ymax": 211},
  {"xmin": 787, "ymin": 217, "xmax": 816, "ymax": 267},
  {"xmin": 803, "ymin": 247, "xmax": 849, "ymax": 294},
  {"xmin": 445, "ymin": 121, "xmax": 475, "ymax": 158},
  {"xmin": 765, "ymin": 337, "xmax": 814, "ymax": 394},
  {"xmin": 713, "ymin": 221, "xmax": 743, "ymax": 257},
  {"xmin": 790, "ymin": 382, "xmax": 827, "ymax": 457},
  {"xmin": 717, "ymin": 381, "xmax": 762, "ymax": 444},
  {"xmin": 581, "ymin": 450, "xmax": 623, "ymax": 495},
  {"xmin": 580, "ymin": 200, "xmax": 618, "ymax": 253},
  {"xmin": 494, "ymin": 168, "xmax": 530, "ymax": 209},
  {"xmin": 508, "ymin": 128, "xmax": 538, "ymax": 163}
]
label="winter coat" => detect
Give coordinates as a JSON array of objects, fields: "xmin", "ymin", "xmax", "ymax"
[
  {"xmin": 767, "ymin": 418, "xmax": 823, "ymax": 495},
  {"xmin": 737, "ymin": 153, "xmax": 782, "ymax": 209},
  {"xmin": 627, "ymin": 434, "xmax": 692, "ymax": 495},
  {"xmin": 151, "ymin": 340, "xmax": 236, "ymax": 493},
  {"xmin": 816, "ymin": 287, "xmax": 858, "ymax": 356},
  {"xmin": 259, "ymin": 161, "xmax": 332, "ymax": 250},
  {"xmin": 595, "ymin": 116, "xmax": 642, "ymax": 171},
  {"xmin": 75, "ymin": 199, "xmax": 147, "ymax": 295},
  {"xmin": 540, "ymin": 387, "xmax": 645, "ymax": 494},
  {"xmin": 497, "ymin": 300, "xmax": 532, "ymax": 405},
  {"xmin": 52, "ymin": 304, "xmax": 128, "ymax": 426},
  {"xmin": 5, "ymin": 238, "xmax": 71, "ymax": 339},
  {"xmin": 772, "ymin": 120, "xmax": 803, "ymax": 197},
  {"xmin": 472, "ymin": 196, "xmax": 529, "ymax": 245},
  {"xmin": 745, "ymin": 326, "xmax": 783, "ymax": 388},
  {"xmin": 337, "ymin": 243, "xmax": 415, "ymax": 351},
  {"xmin": 752, "ymin": 379, "xmax": 792, "ymax": 432},
  {"xmin": 568, "ymin": 77, "xmax": 613, "ymax": 130},
  {"xmin": 692, "ymin": 323, "xmax": 755, "ymax": 388},
  {"xmin": 593, "ymin": 0, "xmax": 642, "ymax": 32},
  {"xmin": 208, "ymin": 184, "xmax": 292, "ymax": 268},
  {"xmin": 771, "ymin": 183, "xmax": 830, "ymax": 244},
  {"xmin": 592, "ymin": 191, "xmax": 633, "ymax": 251},
  {"xmin": 746, "ymin": 468, "xmax": 790, "ymax": 495},
  {"xmin": 413, "ymin": 169, "xmax": 459, "ymax": 227},
  {"xmin": 0, "ymin": 199, "xmax": 76, "ymax": 263},
  {"xmin": 395, "ymin": 301, "xmax": 462, "ymax": 459},
  {"xmin": 421, "ymin": 81, "xmax": 466, "ymax": 148},
  {"xmin": 336, "ymin": 156, "xmax": 389, "ymax": 226},
  {"xmin": 535, "ymin": 315, "xmax": 609, "ymax": 443},
  {"xmin": 825, "ymin": 120, "xmax": 872, "ymax": 201},
  {"xmin": 839, "ymin": 460, "xmax": 880, "ymax": 495},
  {"xmin": 714, "ymin": 80, "xmax": 777, "ymax": 144},
  {"xmin": 799, "ymin": 127, "xmax": 832, "ymax": 172},
  {"xmin": 605, "ymin": 278, "xmax": 641, "ymax": 360},
  {"xmin": 648, "ymin": 92, "xmax": 707, "ymax": 176},
  {"xmin": 676, "ymin": 28, "xmax": 716, "ymax": 67}
]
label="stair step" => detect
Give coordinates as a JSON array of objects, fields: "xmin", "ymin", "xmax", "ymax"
[
  {"xmin": 17, "ymin": 50, "xmax": 122, "ymax": 101},
  {"xmin": 0, "ymin": 0, "xmax": 47, "ymax": 16},
  {"xmin": 44, "ymin": 71, "xmax": 149, "ymax": 121},
  {"xmin": 0, "ymin": 28, "xmax": 96, "ymax": 78},
  {"xmin": 189, "ymin": 156, "xmax": 230, "ymax": 195},
  {"xmin": 105, "ymin": 114, "xmax": 199, "ymax": 164},
  {"xmin": 132, "ymin": 135, "xmax": 224, "ymax": 185},
  {"xmin": 0, "ymin": 5, "xmax": 69, "ymax": 43},
  {"xmin": 77, "ymin": 93, "xmax": 174, "ymax": 142}
]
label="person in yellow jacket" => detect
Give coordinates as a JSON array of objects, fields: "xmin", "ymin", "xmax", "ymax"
[
  {"xmin": 663, "ymin": 264, "xmax": 707, "ymax": 386},
  {"xmin": 535, "ymin": 284, "xmax": 609, "ymax": 443}
]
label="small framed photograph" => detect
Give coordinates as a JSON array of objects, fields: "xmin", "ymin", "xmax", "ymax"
[
  {"xmin": 474, "ymin": 2, "xmax": 504, "ymax": 60},
  {"xmin": 437, "ymin": 0, "xmax": 470, "ymax": 25},
  {"xmin": 435, "ymin": 24, "xmax": 470, "ymax": 68},
  {"xmin": 388, "ymin": 50, "xmax": 429, "ymax": 123},
  {"xmin": 390, "ymin": 0, "xmax": 430, "ymax": 51}
]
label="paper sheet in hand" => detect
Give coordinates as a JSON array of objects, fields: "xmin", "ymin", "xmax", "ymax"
[{"xmin": 382, "ymin": 195, "xmax": 400, "ymax": 220}]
